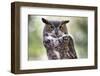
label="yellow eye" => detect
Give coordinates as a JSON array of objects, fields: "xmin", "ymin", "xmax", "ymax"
[
  {"xmin": 48, "ymin": 25, "xmax": 53, "ymax": 29},
  {"xmin": 50, "ymin": 26, "xmax": 53, "ymax": 29},
  {"xmin": 47, "ymin": 25, "xmax": 54, "ymax": 32},
  {"xmin": 60, "ymin": 26, "xmax": 63, "ymax": 30}
]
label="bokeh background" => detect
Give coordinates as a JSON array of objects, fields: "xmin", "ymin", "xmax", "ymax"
[{"xmin": 28, "ymin": 15, "xmax": 88, "ymax": 60}]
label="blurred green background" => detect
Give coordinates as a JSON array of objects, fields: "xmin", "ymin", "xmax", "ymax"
[{"xmin": 28, "ymin": 15, "xmax": 88, "ymax": 60}]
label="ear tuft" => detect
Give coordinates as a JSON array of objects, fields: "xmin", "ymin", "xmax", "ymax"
[
  {"xmin": 42, "ymin": 18, "xmax": 49, "ymax": 24},
  {"xmin": 65, "ymin": 20, "xmax": 69, "ymax": 23},
  {"xmin": 62, "ymin": 20, "xmax": 69, "ymax": 25}
]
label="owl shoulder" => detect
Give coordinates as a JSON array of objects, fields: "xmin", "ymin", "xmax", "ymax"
[{"xmin": 68, "ymin": 35, "xmax": 73, "ymax": 41}]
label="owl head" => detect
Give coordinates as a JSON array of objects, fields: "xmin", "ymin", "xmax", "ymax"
[{"xmin": 42, "ymin": 18, "xmax": 69, "ymax": 38}]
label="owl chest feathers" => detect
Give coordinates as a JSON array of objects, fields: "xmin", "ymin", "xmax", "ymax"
[
  {"xmin": 42, "ymin": 18, "xmax": 77, "ymax": 59},
  {"xmin": 44, "ymin": 33, "xmax": 70, "ymax": 59}
]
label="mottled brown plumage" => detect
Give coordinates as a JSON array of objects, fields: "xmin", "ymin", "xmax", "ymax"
[{"xmin": 42, "ymin": 18, "xmax": 77, "ymax": 60}]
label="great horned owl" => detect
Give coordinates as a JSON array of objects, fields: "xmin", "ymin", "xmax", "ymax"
[{"xmin": 42, "ymin": 18, "xmax": 77, "ymax": 60}]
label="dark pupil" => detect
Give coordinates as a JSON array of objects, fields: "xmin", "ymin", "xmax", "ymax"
[
  {"xmin": 50, "ymin": 26, "xmax": 53, "ymax": 29},
  {"xmin": 60, "ymin": 26, "xmax": 63, "ymax": 29}
]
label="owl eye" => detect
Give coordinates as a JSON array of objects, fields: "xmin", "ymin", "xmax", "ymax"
[
  {"xmin": 59, "ymin": 26, "xmax": 63, "ymax": 30},
  {"xmin": 50, "ymin": 26, "xmax": 54, "ymax": 29},
  {"xmin": 47, "ymin": 25, "xmax": 54, "ymax": 31}
]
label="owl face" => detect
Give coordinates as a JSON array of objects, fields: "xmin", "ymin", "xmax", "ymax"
[{"xmin": 42, "ymin": 18, "xmax": 69, "ymax": 38}]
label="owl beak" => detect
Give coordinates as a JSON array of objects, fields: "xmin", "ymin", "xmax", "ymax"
[{"xmin": 55, "ymin": 29, "xmax": 59, "ymax": 36}]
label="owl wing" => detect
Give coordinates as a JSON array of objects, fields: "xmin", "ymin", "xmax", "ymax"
[
  {"xmin": 67, "ymin": 36, "xmax": 77, "ymax": 59},
  {"xmin": 43, "ymin": 37, "xmax": 59, "ymax": 60}
]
